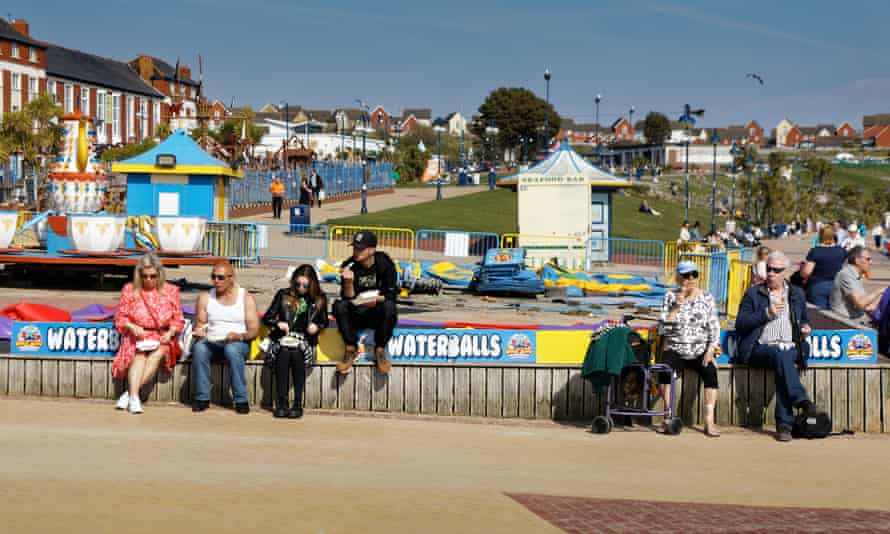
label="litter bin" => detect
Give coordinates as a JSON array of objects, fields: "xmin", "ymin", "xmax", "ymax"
[{"xmin": 289, "ymin": 204, "xmax": 311, "ymax": 233}]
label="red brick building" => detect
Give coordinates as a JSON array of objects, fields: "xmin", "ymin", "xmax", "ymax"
[
  {"xmin": 610, "ymin": 117, "xmax": 633, "ymax": 141},
  {"xmin": 837, "ymin": 121, "xmax": 857, "ymax": 138},
  {"xmin": 129, "ymin": 55, "xmax": 201, "ymax": 132},
  {"xmin": 369, "ymin": 105, "xmax": 390, "ymax": 131},
  {"xmin": 0, "ymin": 19, "xmax": 48, "ymax": 114}
]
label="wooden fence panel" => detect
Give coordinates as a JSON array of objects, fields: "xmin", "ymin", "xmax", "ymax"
[
  {"xmin": 716, "ymin": 368, "xmax": 732, "ymax": 426},
  {"xmin": 865, "ymin": 369, "xmax": 882, "ymax": 433},
  {"xmin": 75, "ymin": 361, "xmax": 92, "ymax": 398},
  {"xmin": 305, "ymin": 367, "xmax": 321, "ymax": 409},
  {"xmin": 814, "ymin": 368, "xmax": 831, "ymax": 421},
  {"xmin": 535, "ymin": 369, "xmax": 552, "ymax": 420},
  {"xmin": 567, "ymin": 370, "xmax": 585, "ymax": 421},
  {"xmin": 387, "ymin": 366, "xmax": 404, "ymax": 413},
  {"xmin": 747, "ymin": 369, "xmax": 765, "ymax": 428},
  {"xmin": 732, "ymin": 368, "xmax": 749, "ymax": 427},
  {"xmin": 8, "ymin": 358, "xmax": 24, "ymax": 395},
  {"xmin": 321, "ymin": 366, "xmax": 338, "ymax": 409},
  {"xmin": 91, "ymin": 361, "xmax": 109, "ymax": 400},
  {"xmin": 831, "ymin": 369, "xmax": 848, "ymax": 431},
  {"xmin": 502, "ymin": 369, "xmax": 519, "ymax": 419},
  {"xmin": 486, "ymin": 368, "xmax": 503, "ymax": 418},
  {"xmin": 453, "ymin": 367, "xmax": 470, "ymax": 416},
  {"xmin": 551, "ymin": 369, "xmax": 569, "ymax": 420},
  {"xmin": 41, "ymin": 360, "xmax": 58, "ymax": 397},
  {"xmin": 518, "ymin": 368, "xmax": 536, "ymax": 419},
  {"xmin": 371, "ymin": 368, "xmax": 387, "ymax": 412},
  {"xmin": 0, "ymin": 357, "xmax": 7, "ymax": 395},
  {"xmin": 404, "ymin": 367, "xmax": 420, "ymax": 414},
  {"xmin": 848, "ymin": 369, "xmax": 865, "ymax": 433},
  {"xmin": 355, "ymin": 366, "xmax": 372, "ymax": 412},
  {"xmin": 24, "ymin": 359, "xmax": 41, "ymax": 396},
  {"xmin": 338, "ymin": 368, "xmax": 355, "ymax": 410},
  {"xmin": 470, "ymin": 367, "xmax": 486, "ymax": 417},
  {"xmin": 437, "ymin": 367, "xmax": 454, "ymax": 416},
  {"xmin": 420, "ymin": 367, "xmax": 437, "ymax": 415},
  {"xmin": 173, "ymin": 363, "xmax": 189, "ymax": 405}
]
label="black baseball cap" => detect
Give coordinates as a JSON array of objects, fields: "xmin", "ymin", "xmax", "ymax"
[{"xmin": 351, "ymin": 231, "xmax": 378, "ymax": 249}]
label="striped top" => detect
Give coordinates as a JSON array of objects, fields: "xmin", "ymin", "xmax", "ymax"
[{"xmin": 759, "ymin": 283, "xmax": 794, "ymax": 346}]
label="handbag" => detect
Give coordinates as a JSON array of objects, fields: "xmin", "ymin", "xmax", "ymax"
[{"xmin": 791, "ymin": 411, "xmax": 832, "ymax": 439}]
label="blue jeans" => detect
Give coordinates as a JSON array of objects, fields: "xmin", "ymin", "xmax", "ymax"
[
  {"xmin": 191, "ymin": 340, "xmax": 250, "ymax": 404},
  {"xmin": 806, "ymin": 280, "xmax": 832, "ymax": 309},
  {"xmin": 749, "ymin": 344, "xmax": 809, "ymax": 428}
]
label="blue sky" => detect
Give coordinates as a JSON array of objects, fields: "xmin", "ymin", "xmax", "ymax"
[{"xmin": 12, "ymin": 0, "xmax": 890, "ymax": 130}]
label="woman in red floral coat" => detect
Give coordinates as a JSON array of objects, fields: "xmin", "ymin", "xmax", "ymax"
[{"xmin": 112, "ymin": 253, "xmax": 184, "ymax": 414}]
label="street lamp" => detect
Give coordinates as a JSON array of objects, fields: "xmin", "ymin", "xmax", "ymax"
[
  {"xmin": 678, "ymin": 103, "xmax": 705, "ymax": 221},
  {"xmin": 544, "ymin": 69, "xmax": 551, "ymax": 156},
  {"xmin": 434, "ymin": 121, "xmax": 446, "ymax": 201},
  {"xmin": 485, "ymin": 124, "xmax": 499, "ymax": 190},
  {"xmin": 280, "ymin": 100, "xmax": 288, "ymax": 169},
  {"xmin": 711, "ymin": 129, "xmax": 720, "ymax": 233},
  {"xmin": 745, "ymin": 153, "xmax": 754, "ymax": 218},
  {"xmin": 729, "ymin": 143, "xmax": 741, "ymax": 216},
  {"xmin": 595, "ymin": 94, "xmax": 602, "ymax": 164},
  {"xmin": 629, "ymin": 105, "xmax": 635, "ymax": 140}
]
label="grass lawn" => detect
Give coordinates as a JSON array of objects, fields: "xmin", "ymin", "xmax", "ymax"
[{"xmin": 327, "ymin": 187, "xmax": 723, "ymax": 242}]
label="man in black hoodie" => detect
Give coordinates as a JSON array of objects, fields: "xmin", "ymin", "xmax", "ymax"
[{"xmin": 332, "ymin": 231, "xmax": 398, "ymax": 374}]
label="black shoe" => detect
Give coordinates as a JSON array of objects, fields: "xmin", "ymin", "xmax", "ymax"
[
  {"xmin": 776, "ymin": 425, "xmax": 793, "ymax": 442},
  {"xmin": 797, "ymin": 400, "xmax": 818, "ymax": 418},
  {"xmin": 235, "ymin": 402, "xmax": 250, "ymax": 414},
  {"xmin": 192, "ymin": 400, "xmax": 209, "ymax": 413},
  {"xmin": 274, "ymin": 407, "xmax": 288, "ymax": 418},
  {"xmin": 287, "ymin": 407, "xmax": 303, "ymax": 419}
]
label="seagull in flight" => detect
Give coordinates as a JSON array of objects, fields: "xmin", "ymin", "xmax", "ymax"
[{"xmin": 746, "ymin": 73, "xmax": 765, "ymax": 85}]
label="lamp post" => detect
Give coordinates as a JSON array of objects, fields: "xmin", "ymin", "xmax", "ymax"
[
  {"xmin": 729, "ymin": 143, "xmax": 741, "ymax": 216},
  {"xmin": 485, "ymin": 124, "xmax": 499, "ymax": 190},
  {"xmin": 595, "ymin": 93, "xmax": 602, "ymax": 164},
  {"xmin": 678, "ymin": 104, "xmax": 705, "ymax": 221},
  {"xmin": 459, "ymin": 127, "xmax": 465, "ymax": 168},
  {"xmin": 544, "ymin": 69, "xmax": 551, "ymax": 156},
  {"xmin": 629, "ymin": 105, "xmax": 635, "ymax": 139},
  {"xmin": 434, "ymin": 122, "xmax": 445, "ymax": 201},
  {"xmin": 280, "ymin": 100, "xmax": 288, "ymax": 169},
  {"xmin": 745, "ymin": 153, "xmax": 753, "ymax": 218},
  {"xmin": 710, "ymin": 129, "xmax": 720, "ymax": 234}
]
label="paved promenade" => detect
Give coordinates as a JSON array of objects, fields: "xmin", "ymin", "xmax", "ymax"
[{"xmin": 2, "ymin": 398, "xmax": 889, "ymax": 533}]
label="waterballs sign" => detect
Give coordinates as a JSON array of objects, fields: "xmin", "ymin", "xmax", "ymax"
[
  {"xmin": 11, "ymin": 322, "xmax": 120, "ymax": 357},
  {"xmin": 353, "ymin": 329, "xmax": 537, "ymax": 363},
  {"xmin": 717, "ymin": 329, "xmax": 877, "ymax": 365}
]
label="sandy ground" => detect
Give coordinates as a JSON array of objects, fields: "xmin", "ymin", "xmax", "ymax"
[{"xmin": 2, "ymin": 397, "xmax": 889, "ymax": 533}]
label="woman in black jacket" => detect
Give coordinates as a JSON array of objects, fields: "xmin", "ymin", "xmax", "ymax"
[{"xmin": 262, "ymin": 264, "xmax": 328, "ymax": 418}]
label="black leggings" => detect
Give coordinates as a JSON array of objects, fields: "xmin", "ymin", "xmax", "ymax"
[
  {"xmin": 275, "ymin": 347, "xmax": 306, "ymax": 408},
  {"xmin": 658, "ymin": 350, "xmax": 719, "ymax": 389},
  {"xmin": 272, "ymin": 196, "xmax": 283, "ymax": 219}
]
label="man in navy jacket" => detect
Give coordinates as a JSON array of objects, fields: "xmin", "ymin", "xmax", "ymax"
[{"xmin": 735, "ymin": 250, "xmax": 819, "ymax": 441}]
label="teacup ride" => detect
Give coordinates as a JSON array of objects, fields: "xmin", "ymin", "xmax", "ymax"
[
  {"xmin": 151, "ymin": 216, "xmax": 211, "ymax": 256},
  {"xmin": 62, "ymin": 214, "xmax": 129, "ymax": 256},
  {"xmin": 0, "ymin": 210, "xmax": 25, "ymax": 253}
]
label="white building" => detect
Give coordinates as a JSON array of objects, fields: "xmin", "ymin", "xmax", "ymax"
[
  {"xmin": 255, "ymin": 118, "xmax": 385, "ymax": 159},
  {"xmin": 665, "ymin": 144, "xmax": 733, "ymax": 168},
  {"xmin": 445, "ymin": 112, "xmax": 468, "ymax": 136}
]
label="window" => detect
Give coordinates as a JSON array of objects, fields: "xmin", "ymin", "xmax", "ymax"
[
  {"xmin": 140, "ymin": 100, "xmax": 148, "ymax": 139},
  {"xmin": 11, "ymin": 73, "xmax": 20, "ymax": 111},
  {"xmin": 11, "ymin": 43, "xmax": 18, "ymax": 58},
  {"xmin": 112, "ymin": 94, "xmax": 120, "ymax": 140},
  {"xmin": 81, "ymin": 87, "xmax": 89, "ymax": 115},
  {"xmin": 153, "ymin": 101, "xmax": 160, "ymax": 129},
  {"xmin": 29, "ymin": 77, "xmax": 37, "ymax": 101},
  {"xmin": 126, "ymin": 96, "xmax": 133, "ymax": 140},
  {"xmin": 29, "ymin": 47, "xmax": 37, "ymax": 63},
  {"xmin": 64, "ymin": 84, "xmax": 73, "ymax": 113},
  {"xmin": 96, "ymin": 90, "xmax": 106, "ymax": 128}
]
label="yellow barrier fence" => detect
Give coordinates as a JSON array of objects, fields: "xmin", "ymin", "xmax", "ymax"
[
  {"xmin": 727, "ymin": 258, "xmax": 753, "ymax": 320},
  {"xmin": 500, "ymin": 233, "xmax": 587, "ymax": 269},
  {"xmin": 328, "ymin": 225, "xmax": 415, "ymax": 262}
]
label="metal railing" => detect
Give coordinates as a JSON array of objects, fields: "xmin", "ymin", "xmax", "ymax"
[
  {"xmin": 202, "ymin": 221, "xmax": 260, "ymax": 266},
  {"xmin": 328, "ymin": 225, "xmax": 415, "ymax": 262},
  {"xmin": 587, "ymin": 237, "xmax": 664, "ymax": 270},
  {"xmin": 254, "ymin": 222, "xmax": 329, "ymax": 263},
  {"xmin": 500, "ymin": 233, "xmax": 587, "ymax": 270},
  {"xmin": 414, "ymin": 229, "xmax": 499, "ymax": 264},
  {"xmin": 230, "ymin": 162, "xmax": 394, "ymax": 207}
]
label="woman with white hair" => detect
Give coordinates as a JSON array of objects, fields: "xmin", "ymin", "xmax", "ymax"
[{"xmin": 111, "ymin": 253, "xmax": 185, "ymax": 414}]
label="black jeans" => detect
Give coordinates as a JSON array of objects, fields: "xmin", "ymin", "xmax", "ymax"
[
  {"xmin": 275, "ymin": 346, "xmax": 306, "ymax": 408},
  {"xmin": 272, "ymin": 196, "xmax": 283, "ymax": 219},
  {"xmin": 332, "ymin": 299, "xmax": 397, "ymax": 349},
  {"xmin": 313, "ymin": 187, "xmax": 322, "ymax": 207}
]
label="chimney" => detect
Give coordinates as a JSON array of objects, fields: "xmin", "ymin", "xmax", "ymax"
[
  {"xmin": 136, "ymin": 55, "xmax": 153, "ymax": 80},
  {"xmin": 179, "ymin": 66, "xmax": 191, "ymax": 80},
  {"xmin": 11, "ymin": 19, "xmax": 29, "ymax": 37}
]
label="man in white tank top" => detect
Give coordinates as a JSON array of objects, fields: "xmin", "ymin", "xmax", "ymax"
[{"xmin": 191, "ymin": 262, "xmax": 260, "ymax": 413}]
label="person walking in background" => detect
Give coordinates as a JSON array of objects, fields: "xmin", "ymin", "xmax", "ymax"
[
  {"xmin": 112, "ymin": 253, "xmax": 184, "ymax": 414},
  {"xmin": 751, "ymin": 246, "xmax": 770, "ymax": 285},
  {"xmin": 800, "ymin": 226, "xmax": 846, "ymax": 309},
  {"xmin": 841, "ymin": 224, "xmax": 865, "ymax": 251},
  {"xmin": 679, "ymin": 221, "xmax": 691, "ymax": 243},
  {"xmin": 312, "ymin": 169, "xmax": 324, "ymax": 208},
  {"xmin": 299, "ymin": 173, "xmax": 312, "ymax": 206},
  {"xmin": 871, "ymin": 222, "xmax": 884, "ymax": 250},
  {"xmin": 270, "ymin": 175, "xmax": 285, "ymax": 219}
]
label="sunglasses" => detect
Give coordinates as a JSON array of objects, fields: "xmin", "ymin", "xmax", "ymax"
[
  {"xmin": 294, "ymin": 281, "xmax": 311, "ymax": 289},
  {"xmin": 766, "ymin": 266, "xmax": 785, "ymax": 274},
  {"xmin": 211, "ymin": 274, "xmax": 231, "ymax": 281},
  {"xmin": 141, "ymin": 273, "xmax": 158, "ymax": 280},
  {"xmin": 679, "ymin": 271, "xmax": 699, "ymax": 279}
]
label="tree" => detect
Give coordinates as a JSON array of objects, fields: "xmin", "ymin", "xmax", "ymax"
[
  {"xmin": 805, "ymin": 158, "xmax": 832, "ymax": 187},
  {"xmin": 471, "ymin": 87, "xmax": 561, "ymax": 158},
  {"xmin": 642, "ymin": 112, "xmax": 670, "ymax": 144},
  {"xmin": 0, "ymin": 94, "xmax": 63, "ymax": 170}
]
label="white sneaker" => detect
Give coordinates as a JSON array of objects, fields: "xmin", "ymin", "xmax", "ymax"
[
  {"xmin": 115, "ymin": 391, "xmax": 129, "ymax": 410},
  {"xmin": 128, "ymin": 397, "xmax": 144, "ymax": 414}
]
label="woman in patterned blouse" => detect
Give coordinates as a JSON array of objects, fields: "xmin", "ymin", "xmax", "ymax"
[{"xmin": 659, "ymin": 261, "xmax": 722, "ymax": 437}]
